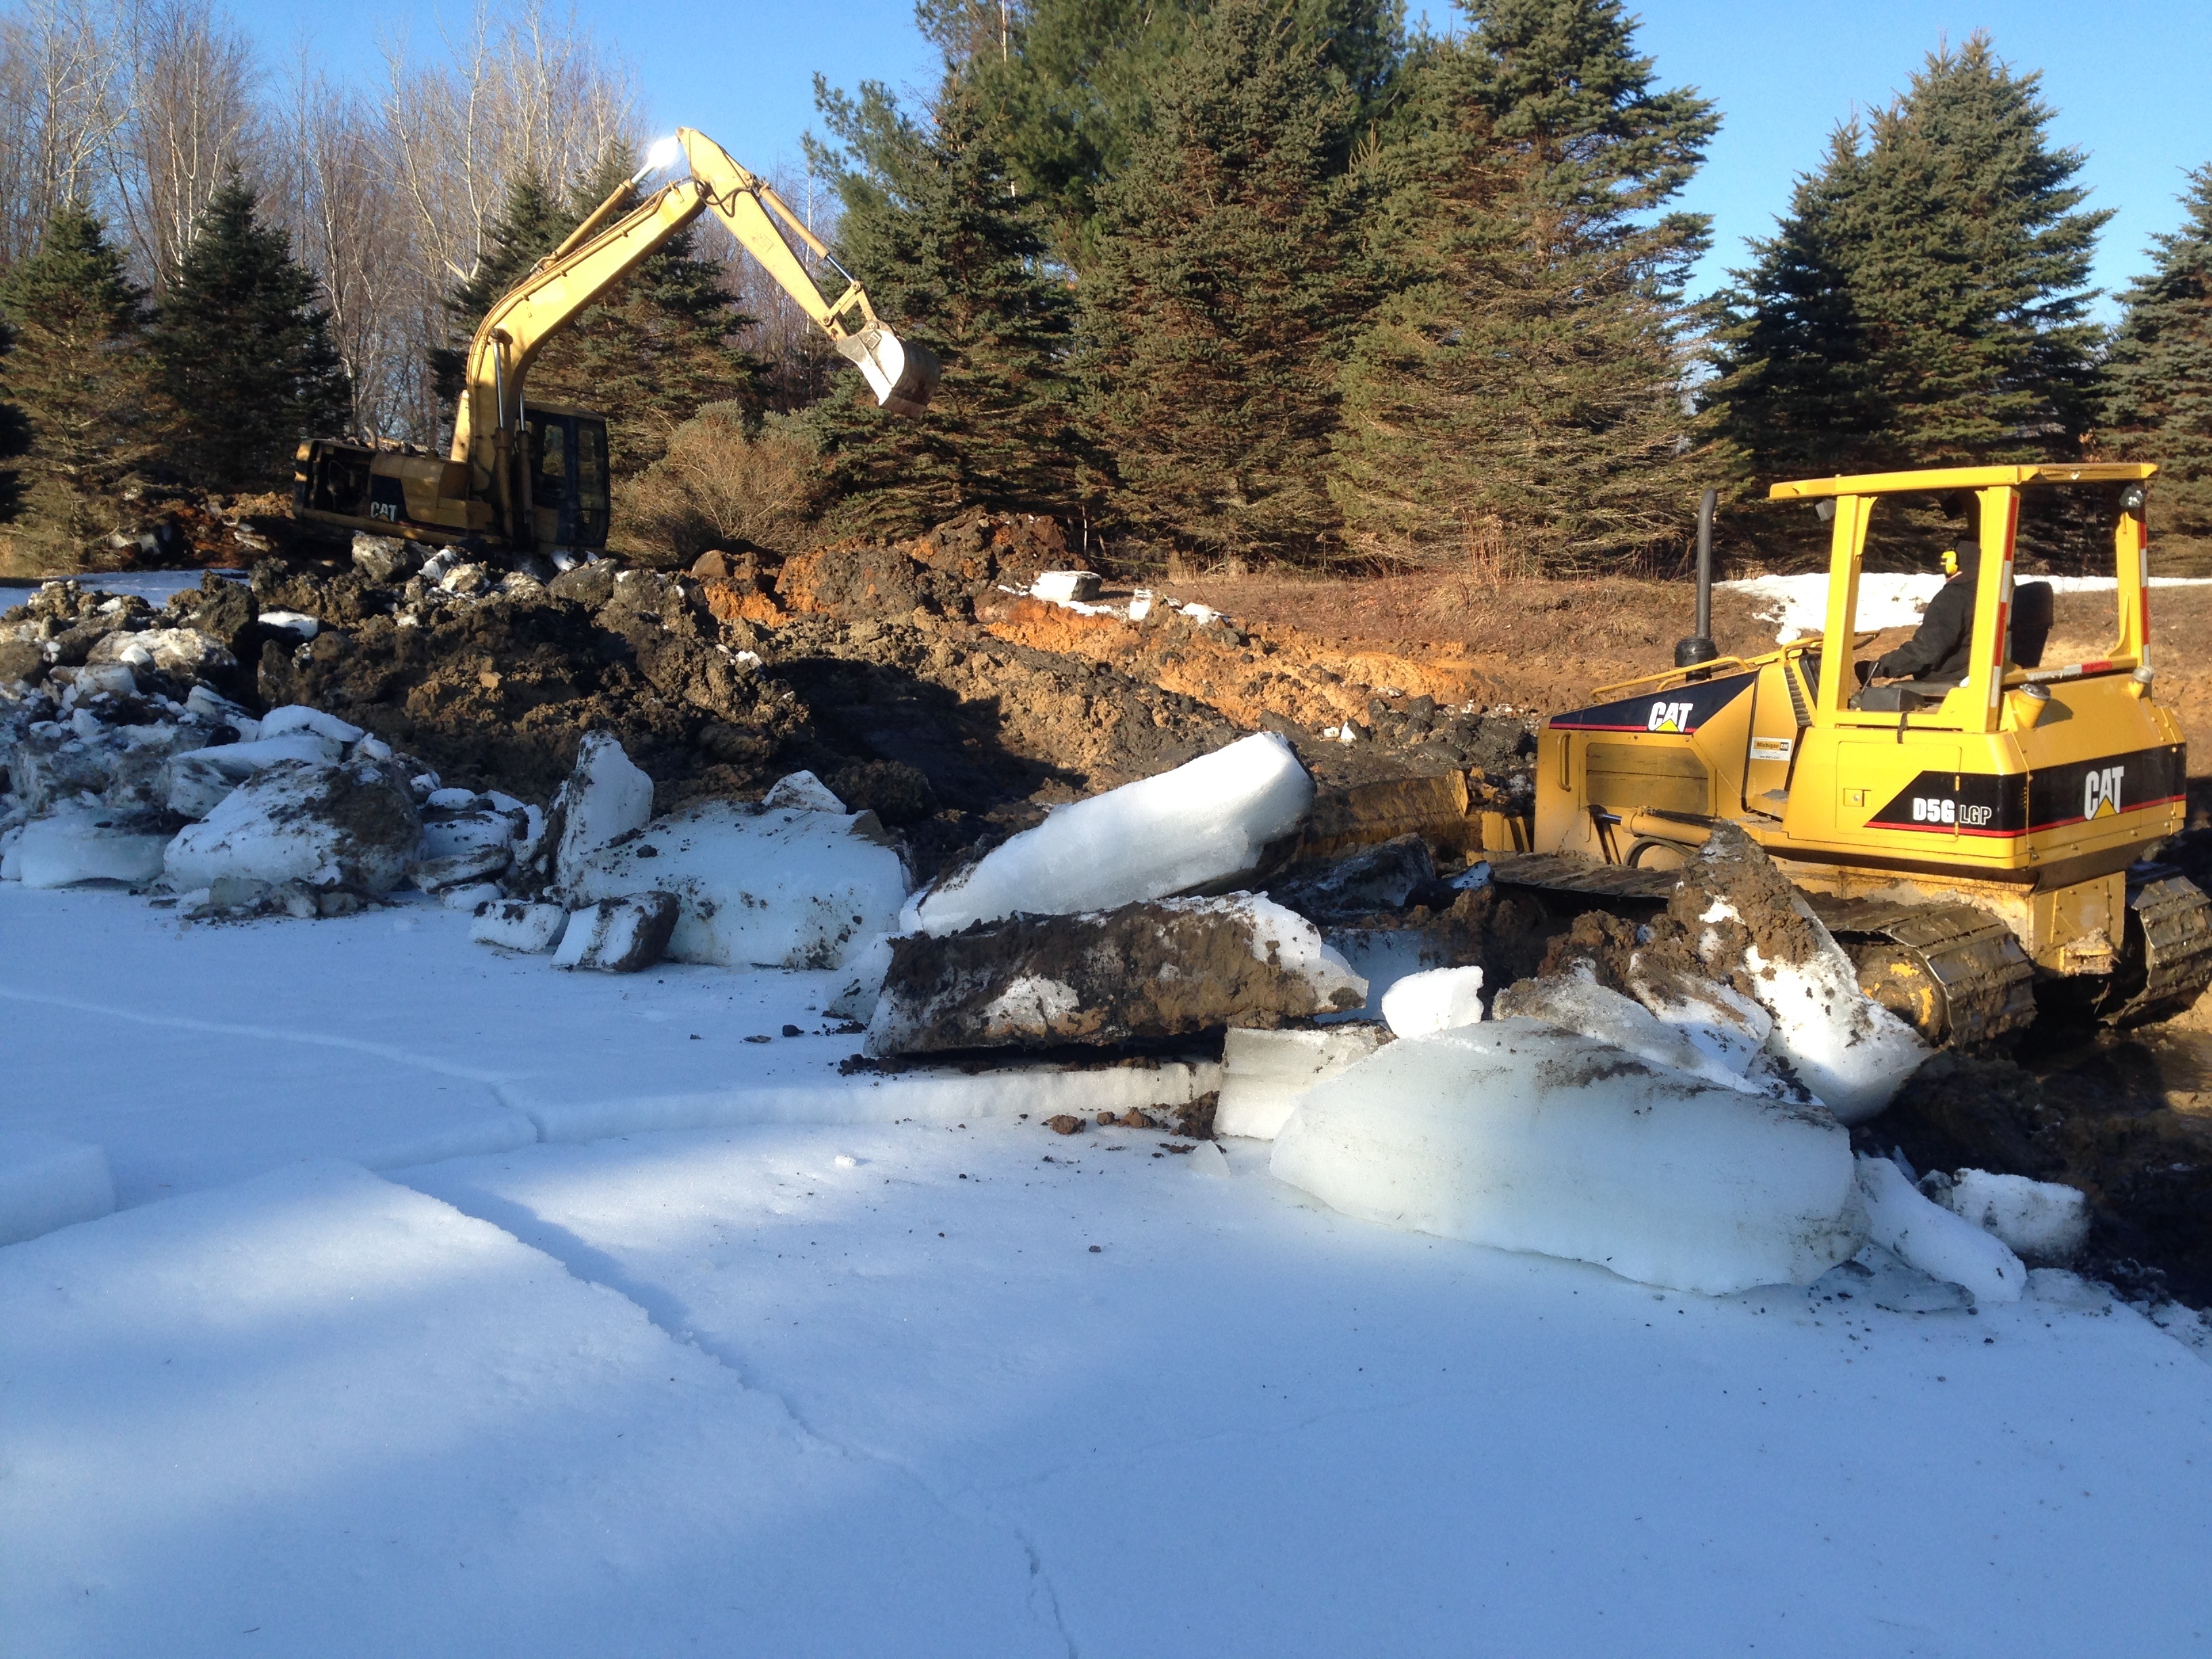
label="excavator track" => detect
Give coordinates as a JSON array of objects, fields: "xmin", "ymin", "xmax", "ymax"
[
  {"xmin": 1798, "ymin": 895, "xmax": 2038, "ymax": 1048},
  {"xmin": 1487, "ymin": 853, "xmax": 2038, "ymax": 1048},
  {"xmin": 2097, "ymin": 874, "xmax": 2212, "ymax": 1028}
]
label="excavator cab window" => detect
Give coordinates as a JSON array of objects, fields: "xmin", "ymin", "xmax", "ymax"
[{"xmin": 524, "ymin": 411, "xmax": 612, "ymax": 552}]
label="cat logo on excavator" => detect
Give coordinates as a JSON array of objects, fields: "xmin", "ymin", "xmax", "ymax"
[{"xmin": 1496, "ymin": 464, "xmax": 2212, "ymax": 1050}]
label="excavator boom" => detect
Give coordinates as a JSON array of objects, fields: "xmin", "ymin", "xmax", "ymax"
[{"xmin": 296, "ymin": 127, "xmax": 937, "ymax": 556}]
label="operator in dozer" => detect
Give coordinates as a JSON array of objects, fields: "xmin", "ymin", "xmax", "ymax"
[{"xmin": 1857, "ymin": 495, "xmax": 1980, "ymax": 692}]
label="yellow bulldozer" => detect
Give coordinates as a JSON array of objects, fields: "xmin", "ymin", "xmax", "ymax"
[
  {"xmin": 1492, "ymin": 464, "xmax": 2211, "ymax": 1047},
  {"xmin": 292, "ymin": 128, "xmax": 937, "ymax": 561}
]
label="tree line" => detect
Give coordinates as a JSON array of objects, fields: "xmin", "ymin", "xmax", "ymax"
[{"xmin": 2, "ymin": 0, "xmax": 2210, "ymax": 576}]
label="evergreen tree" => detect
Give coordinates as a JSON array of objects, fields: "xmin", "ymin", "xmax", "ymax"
[
  {"xmin": 0, "ymin": 205, "xmax": 165, "ymax": 552},
  {"xmin": 803, "ymin": 72, "xmax": 1084, "ymax": 537},
  {"xmin": 150, "ymin": 174, "xmax": 350, "ymax": 493},
  {"xmin": 0, "ymin": 320, "xmax": 28, "ymax": 524},
  {"xmin": 954, "ymin": 0, "xmax": 1404, "ymax": 266},
  {"xmin": 1710, "ymin": 35, "xmax": 2108, "ymax": 477},
  {"xmin": 432, "ymin": 153, "xmax": 760, "ymax": 480},
  {"xmin": 1079, "ymin": 0, "xmax": 1368, "ymax": 564},
  {"xmin": 1330, "ymin": 0, "xmax": 1717, "ymax": 570},
  {"xmin": 428, "ymin": 169, "xmax": 569, "ymax": 408},
  {"xmin": 2100, "ymin": 166, "xmax": 2212, "ymax": 546}
]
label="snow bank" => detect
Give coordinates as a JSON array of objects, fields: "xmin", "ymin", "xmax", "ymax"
[
  {"xmin": 1380, "ymin": 966, "xmax": 1486, "ymax": 1038},
  {"xmin": 0, "ymin": 1129, "xmax": 115, "ymax": 1245},
  {"xmin": 11, "ymin": 803, "xmax": 170, "ymax": 888},
  {"xmin": 1933, "ymin": 1168, "xmax": 2089, "ymax": 1267},
  {"xmin": 1215, "ymin": 1025, "xmax": 1388, "ymax": 1140},
  {"xmin": 1270, "ymin": 1020, "xmax": 1865, "ymax": 1294},
  {"xmin": 905, "ymin": 732, "xmax": 1313, "ymax": 934},
  {"xmin": 1856, "ymin": 1155, "xmax": 2025, "ymax": 1305},
  {"xmin": 569, "ymin": 798, "xmax": 907, "ymax": 970},
  {"xmin": 546, "ymin": 732, "xmax": 653, "ymax": 890}
]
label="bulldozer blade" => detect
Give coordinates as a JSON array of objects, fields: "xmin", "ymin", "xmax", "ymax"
[{"xmin": 838, "ymin": 327, "xmax": 940, "ymax": 415}]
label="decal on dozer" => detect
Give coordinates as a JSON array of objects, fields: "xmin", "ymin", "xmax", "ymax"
[
  {"xmin": 1864, "ymin": 745, "xmax": 2186, "ymax": 837},
  {"xmin": 1549, "ymin": 673, "xmax": 1754, "ymax": 735}
]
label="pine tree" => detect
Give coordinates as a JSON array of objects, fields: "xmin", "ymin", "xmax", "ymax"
[
  {"xmin": 2100, "ymin": 166, "xmax": 2212, "ymax": 548},
  {"xmin": 956, "ymin": 0, "xmax": 1402, "ymax": 266},
  {"xmin": 0, "ymin": 205, "xmax": 165, "ymax": 554},
  {"xmin": 0, "ymin": 320, "xmax": 28, "ymax": 524},
  {"xmin": 428, "ymin": 169, "xmax": 569, "ymax": 409},
  {"xmin": 804, "ymin": 72, "xmax": 1084, "ymax": 537},
  {"xmin": 1079, "ymin": 0, "xmax": 1368, "ymax": 565},
  {"xmin": 1330, "ymin": 0, "xmax": 1717, "ymax": 571},
  {"xmin": 1710, "ymin": 35, "xmax": 2108, "ymax": 477},
  {"xmin": 150, "ymin": 174, "xmax": 350, "ymax": 493}
]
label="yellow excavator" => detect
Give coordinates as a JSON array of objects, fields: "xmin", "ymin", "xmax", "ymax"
[
  {"xmin": 292, "ymin": 128, "xmax": 937, "ymax": 559},
  {"xmin": 1495, "ymin": 464, "xmax": 2212, "ymax": 1046}
]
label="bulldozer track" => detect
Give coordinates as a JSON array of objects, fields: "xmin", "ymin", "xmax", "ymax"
[
  {"xmin": 1799, "ymin": 895, "xmax": 2038, "ymax": 1048},
  {"xmin": 2102, "ymin": 874, "xmax": 2212, "ymax": 1028}
]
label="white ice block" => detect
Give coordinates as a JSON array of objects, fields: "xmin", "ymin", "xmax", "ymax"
[
  {"xmin": 1937, "ymin": 1168, "xmax": 2089, "ymax": 1267},
  {"xmin": 1380, "ymin": 966, "xmax": 1486, "ymax": 1038},
  {"xmin": 1270, "ymin": 1019, "xmax": 1866, "ymax": 1295},
  {"xmin": 1215, "ymin": 1025, "xmax": 1388, "ymax": 1140},
  {"xmin": 905, "ymin": 732, "xmax": 1313, "ymax": 935},
  {"xmin": 1856, "ymin": 1155, "xmax": 2025, "ymax": 1305}
]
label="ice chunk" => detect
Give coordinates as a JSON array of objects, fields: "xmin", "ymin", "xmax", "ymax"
[
  {"xmin": 12, "ymin": 804, "xmax": 171, "ymax": 888},
  {"xmin": 1932, "ymin": 1168, "xmax": 2089, "ymax": 1267},
  {"xmin": 184, "ymin": 684, "xmax": 259, "ymax": 735},
  {"xmin": 412, "ymin": 844, "xmax": 512, "ymax": 891},
  {"xmin": 1032, "ymin": 570, "xmax": 1103, "ymax": 603},
  {"xmin": 421, "ymin": 806, "xmax": 527, "ymax": 861},
  {"xmin": 472, "ymin": 900, "xmax": 571, "ymax": 953},
  {"xmin": 1673, "ymin": 828, "xmax": 1929, "ymax": 1122},
  {"xmin": 546, "ymin": 732, "xmax": 653, "ymax": 891},
  {"xmin": 905, "ymin": 733, "xmax": 1313, "ymax": 935},
  {"xmin": 1380, "ymin": 966, "xmax": 1486, "ymax": 1038},
  {"xmin": 570, "ymin": 798, "xmax": 907, "ymax": 970},
  {"xmin": 1187, "ymin": 1139, "xmax": 1231, "ymax": 1177},
  {"xmin": 260, "ymin": 704, "xmax": 366, "ymax": 745},
  {"xmin": 70, "ymin": 662, "xmax": 136, "ymax": 698},
  {"xmin": 554, "ymin": 893, "xmax": 680, "ymax": 972},
  {"xmin": 439, "ymin": 881, "xmax": 503, "ymax": 912},
  {"xmin": 1625, "ymin": 954, "xmax": 1772, "ymax": 1076},
  {"xmin": 164, "ymin": 759, "xmax": 422, "ymax": 897},
  {"xmin": 1854, "ymin": 1155, "xmax": 2024, "ymax": 1305},
  {"xmin": 426, "ymin": 787, "xmax": 483, "ymax": 811},
  {"xmin": 165, "ymin": 731, "xmax": 344, "ymax": 818},
  {"xmin": 761, "ymin": 771, "xmax": 846, "ymax": 813},
  {"xmin": 825, "ymin": 932, "xmax": 896, "ymax": 1023},
  {"xmin": 257, "ymin": 609, "xmax": 320, "ymax": 640},
  {"xmin": 1215, "ymin": 1025, "xmax": 1389, "ymax": 1140},
  {"xmin": 0, "ymin": 1130, "xmax": 115, "ymax": 1246},
  {"xmin": 1270, "ymin": 1020, "xmax": 1866, "ymax": 1295},
  {"xmin": 1492, "ymin": 966, "xmax": 1783, "ymax": 1096}
]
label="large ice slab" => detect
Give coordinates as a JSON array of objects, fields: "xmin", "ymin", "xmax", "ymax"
[
  {"xmin": 1271, "ymin": 1020, "xmax": 1865, "ymax": 1294},
  {"xmin": 1215, "ymin": 1025, "xmax": 1388, "ymax": 1140},
  {"xmin": 569, "ymin": 798, "xmax": 907, "ymax": 970},
  {"xmin": 905, "ymin": 732, "xmax": 1313, "ymax": 935},
  {"xmin": 1857, "ymin": 1155, "xmax": 2026, "ymax": 1305},
  {"xmin": 163, "ymin": 758, "xmax": 423, "ymax": 896},
  {"xmin": 10, "ymin": 803, "xmax": 170, "ymax": 889}
]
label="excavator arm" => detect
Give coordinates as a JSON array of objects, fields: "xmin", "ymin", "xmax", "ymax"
[{"xmin": 451, "ymin": 127, "xmax": 937, "ymax": 538}]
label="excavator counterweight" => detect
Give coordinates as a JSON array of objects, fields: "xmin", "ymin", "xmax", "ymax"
[{"xmin": 293, "ymin": 127, "xmax": 937, "ymax": 560}]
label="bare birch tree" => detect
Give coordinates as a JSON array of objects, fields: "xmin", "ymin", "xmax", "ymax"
[
  {"xmin": 106, "ymin": 0, "xmax": 262, "ymax": 285},
  {"xmin": 0, "ymin": 0, "xmax": 127, "ymax": 264}
]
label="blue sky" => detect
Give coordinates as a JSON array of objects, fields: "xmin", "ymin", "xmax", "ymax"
[{"xmin": 245, "ymin": 0, "xmax": 2209, "ymax": 313}]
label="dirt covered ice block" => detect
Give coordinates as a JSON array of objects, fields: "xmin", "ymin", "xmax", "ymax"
[
  {"xmin": 162, "ymin": 758, "xmax": 422, "ymax": 897},
  {"xmin": 543, "ymin": 732, "xmax": 654, "ymax": 893},
  {"xmin": 1494, "ymin": 964, "xmax": 1799, "ymax": 1098},
  {"xmin": 903, "ymin": 733, "xmax": 1314, "ymax": 935},
  {"xmin": 554, "ymin": 893, "xmax": 680, "ymax": 972},
  {"xmin": 1668, "ymin": 825, "xmax": 1929, "ymax": 1124},
  {"xmin": 1928, "ymin": 1168, "xmax": 2089, "ymax": 1266},
  {"xmin": 1215, "ymin": 1025, "xmax": 1389, "ymax": 1140},
  {"xmin": 471, "ymin": 901, "xmax": 570, "ymax": 954},
  {"xmin": 1269, "ymin": 1019, "xmax": 1866, "ymax": 1295},
  {"xmin": 865, "ymin": 894, "xmax": 1367, "ymax": 1057}
]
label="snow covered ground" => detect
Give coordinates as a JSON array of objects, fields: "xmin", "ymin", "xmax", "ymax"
[
  {"xmin": 5, "ymin": 881, "xmax": 2212, "ymax": 1655},
  {"xmin": 0, "ymin": 569, "xmax": 245, "ymax": 609},
  {"xmin": 1721, "ymin": 572, "xmax": 2212, "ymax": 644}
]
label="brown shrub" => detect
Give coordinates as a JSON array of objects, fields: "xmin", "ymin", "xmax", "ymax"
[{"xmin": 614, "ymin": 406, "xmax": 825, "ymax": 565}]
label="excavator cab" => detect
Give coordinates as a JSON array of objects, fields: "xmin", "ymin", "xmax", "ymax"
[
  {"xmin": 524, "ymin": 407, "xmax": 611, "ymax": 554},
  {"xmin": 1515, "ymin": 463, "xmax": 2211, "ymax": 1048}
]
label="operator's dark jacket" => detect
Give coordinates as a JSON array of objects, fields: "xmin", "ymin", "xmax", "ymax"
[{"xmin": 1873, "ymin": 542, "xmax": 1980, "ymax": 682}]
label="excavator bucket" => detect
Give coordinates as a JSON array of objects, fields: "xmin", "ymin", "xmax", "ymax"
[{"xmin": 838, "ymin": 327, "xmax": 940, "ymax": 416}]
